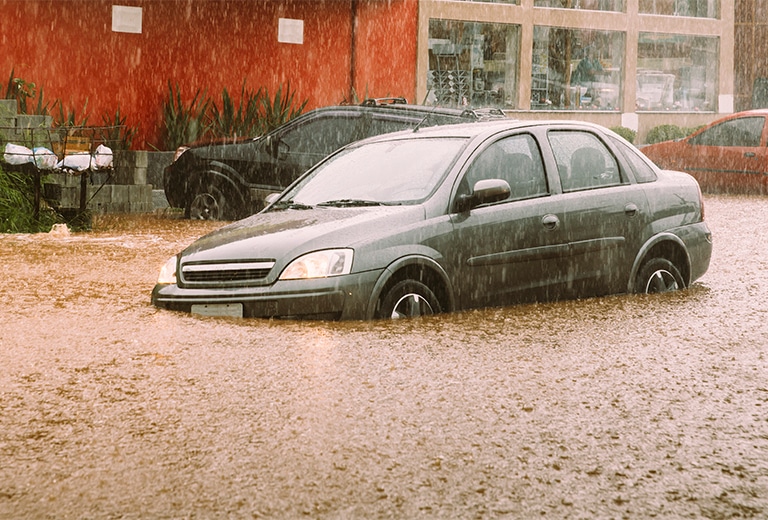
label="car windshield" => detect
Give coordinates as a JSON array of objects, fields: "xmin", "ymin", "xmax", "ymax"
[{"xmin": 277, "ymin": 137, "xmax": 468, "ymax": 207}]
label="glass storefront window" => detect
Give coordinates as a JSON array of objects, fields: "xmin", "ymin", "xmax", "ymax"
[
  {"xmin": 534, "ymin": 0, "xmax": 624, "ymax": 12},
  {"xmin": 427, "ymin": 19, "xmax": 520, "ymax": 109},
  {"xmin": 455, "ymin": 0, "xmax": 519, "ymax": 4},
  {"xmin": 531, "ymin": 27, "xmax": 624, "ymax": 111},
  {"xmin": 638, "ymin": 0, "xmax": 718, "ymax": 18},
  {"xmin": 636, "ymin": 33, "xmax": 718, "ymax": 111}
]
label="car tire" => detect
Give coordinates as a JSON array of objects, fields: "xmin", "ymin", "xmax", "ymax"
[
  {"xmin": 635, "ymin": 257, "xmax": 685, "ymax": 294},
  {"xmin": 377, "ymin": 280, "xmax": 441, "ymax": 319},
  {"xmin": 186, "ymin": 179, "xmax": 243, "ymax": 221}
]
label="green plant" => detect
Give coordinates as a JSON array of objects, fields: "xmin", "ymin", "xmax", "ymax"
[
  {"xmin": 0, "ymin": 164, "xmax": 57, "ymax": 233},
  {"xmin": 209, "ymin": 81, "xmax": 265, "ymax": 139},
  {"xmin": 610, "ymin": 126, "xmax": 636, "ymax": 144},
  {"xmin": 160, "ymin": 81, "xmax": 211, "ymax": 150},
  {"xmin": 5, "ymin": 69, "xmax": 53, "ymax": 116},
  {"xmin": 53, "ymin": 98, "xmax": 90, "ymax": 129},
  {"xmin": 99, "ymin": 105, "xmax": 138, "ymax": 151},
  {"xmin": 258, "ymin": 83, "xmax": 308, "ymax": 134},
  {"xmin": 645, "ymin": 124, "xmax": 688, "ymax": 144}
]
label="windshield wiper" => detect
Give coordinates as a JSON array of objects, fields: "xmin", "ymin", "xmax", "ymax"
[
  {"xmin": 271, "ymin": 200, "xmax": 314, "ymax": 210},
  {"xmin": 317, "ymin": 199, "xmax": 384, "ymax": 207}
]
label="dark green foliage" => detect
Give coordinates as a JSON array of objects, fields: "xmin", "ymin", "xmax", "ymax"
[
  {"xmin": 610, "ymin": 126, "xmax": 636, "ymax": 144},
  {"xmin": 209, "ymin": 81, "xmax": 264, "ymax": 139},
  {"xmin": 645, "ymin": 124, "xmax": 688, "ymax": 144},
  {"xmin": 54, "ymin": 98, "xmax": 90, "ymax": 128},
  {"xmin": 4, "ymin": 69, "xmax": 52, "ymax": 116},
  {"xmin": 0, "ymin": 165, "xmax": 57, "ymax": 233},
  {"xmin": 99, "ymin": 105, "xmax": 138, "ymax": 151},
  {"xmin": 258, "ymin": 83, "xmax": 308, "ymax": 134},
  {"xmin": 160, "ymin": 81, "xmax": 211, "ymax": 151},
  {"xmin": 159, "ymin": 81, "xmax": 308, "ymax": 149}
]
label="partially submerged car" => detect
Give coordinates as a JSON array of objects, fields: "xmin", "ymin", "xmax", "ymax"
[
  {"xmin": 164, "ymin": 98, "xmax": 503, "ymax": 220},
  {"xmin": 152, "ymin": 119, "xmax": 712, "ymax": 320},
  {"xmin": 641, "ymin": 109, "xmax": 768, "ymax": 195}
]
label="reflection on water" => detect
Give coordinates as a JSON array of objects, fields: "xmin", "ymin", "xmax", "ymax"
[{"xmin": 1, "ymin": 197, "xmax": 766, "ymax": 518}]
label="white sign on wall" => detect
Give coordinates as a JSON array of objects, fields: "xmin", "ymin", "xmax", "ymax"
[
  {"xmin": 278, "ymin": 18, "xmax": 304, "ymax": 45},
  {"xmin": 112, "ymin": 5, "xmax": 143, "ymax": 34}
]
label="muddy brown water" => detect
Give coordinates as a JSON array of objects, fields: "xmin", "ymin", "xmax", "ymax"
[{"xmin": 1, "ymin": 195, "xmax": 766, "ymax": 519}]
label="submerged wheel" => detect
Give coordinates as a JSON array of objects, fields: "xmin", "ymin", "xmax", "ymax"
[
  {"xmin": 377, "ymin": 280, "xmax": 441, "ymax": 319},
  {"xmin": 635, "ymin": 258, "xmax": 685, "ymax": 294},
  {"xmin": 186, "ymin": 180, "xmax": 243, "ymax": 221}
]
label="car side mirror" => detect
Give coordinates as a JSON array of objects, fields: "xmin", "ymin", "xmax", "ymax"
[
  {"xmin": 455, "ymin": 179, "xmax": 511, "ymax": 213},
  {"xmin": 264, "ymin": 135, "xmax": 282, "ymax": 159}
]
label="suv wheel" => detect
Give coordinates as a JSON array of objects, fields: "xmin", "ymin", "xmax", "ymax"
[{"xmin": 186, "ymin": 180, "xmax": 243, "ymax": 221}]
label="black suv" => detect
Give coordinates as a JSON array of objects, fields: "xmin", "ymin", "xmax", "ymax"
[{"xmin": 163, "ymin": 98, "xmax": 503, "ymax": 220}]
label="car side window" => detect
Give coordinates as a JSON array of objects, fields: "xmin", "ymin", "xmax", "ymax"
[
  {"xmin": 459, "ymin": 134, "xmax": 548, "ymax": 202},
  {"xmin": 365, "ymin": 117, "xmax": 416, "ymax": 137},
  {"xmin": 280, "ymin": 115, "xmax": 364, "ymax": 156},
  {"xmin": 689, "ymin": 116, "xmax": 765, "ymax": 147},
  {"xmin": 610, "ymin": 136, "xmax": 657, "ymax": 183},
  {"xmin": 548, "ymin": 131, "xmax": 623, "ymax": 192}
]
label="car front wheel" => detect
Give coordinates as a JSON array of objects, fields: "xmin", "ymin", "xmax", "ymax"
[
  {"xmin": 635, "ymin": 258, "xmax": 685, "ymax": 294},
  {"xmin": 377, "ymin": 280, "xmax": 441, "ymax": 319},
  {"xmin": 186, "ymin": 180, "xmax": 243, "ymax": 221}
]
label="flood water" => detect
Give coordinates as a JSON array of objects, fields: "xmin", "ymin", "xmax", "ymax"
[{"xmin": 1, "ymin": 194, "xmax": 766, "ymax": 519}]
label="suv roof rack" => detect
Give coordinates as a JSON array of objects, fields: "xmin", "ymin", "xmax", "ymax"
[
  {"xmin": 360, "ymin": 97, "xmax": 408, "ymax": 106},
  {"xmin": 460, "ymin": 107, "xmax": 507, "ymax": 120}
]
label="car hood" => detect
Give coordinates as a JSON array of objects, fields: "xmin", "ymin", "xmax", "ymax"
[
  {"xmin": 180, "ymin": 205, "xmax": 426, "ymax": 264},
  {"xmin": 187, "ymin": 136, "xmax": 264, "ymax": 162}
]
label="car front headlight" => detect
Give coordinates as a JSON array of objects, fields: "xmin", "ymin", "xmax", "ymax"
[
  {"xmin": 173, "ymin": 146, "xmax": 190, "ymax": 162},
  {"xmin": 157, "ymin": 255, "xmax": 178, "ymax": 284},
  {"xmin": 280, "ymin": 249, "xmax": 353, "ymax": 280}
]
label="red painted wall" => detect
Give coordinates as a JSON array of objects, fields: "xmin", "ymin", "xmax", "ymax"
[{"xmin": 0, "ymin": 0, "xmax": 418, "ymax": 149}]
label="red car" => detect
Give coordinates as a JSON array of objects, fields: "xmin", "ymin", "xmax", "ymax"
[{"xmin": 641, "ymin": 109, "xmax": 768, "ymax": 195}]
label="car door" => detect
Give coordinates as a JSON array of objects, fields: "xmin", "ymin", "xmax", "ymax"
[
  {"xmin": 678, "ymin": 115, "xmax": 768, "ymax": 194},
  {"xmin": 546, "ymin": 129, "xmax": 652, "ymax": 295},
  {"xmin": 441, "ymin": 133, "xmax": 571, "ymax": 309}
]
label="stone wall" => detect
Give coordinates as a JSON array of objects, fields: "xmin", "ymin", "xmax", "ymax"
[{"xmin": 2, "ymin": 98, "xmax": 172, "ymax": 213}]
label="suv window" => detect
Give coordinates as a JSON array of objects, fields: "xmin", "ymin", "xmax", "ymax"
[
  {"xmin": 280, "ymin": 114, "xmax": 365, "ymax": 156},
  {"xmin": 460, "ymin": 134, "xmax": 548, "ymax": 201},
  {"xmin": 548, "ymin": 131, "xmax": 623, "ymax": 192},
  {"xmin": 365, "ymin": 117, "xmax": 419, "ymax": 137}
]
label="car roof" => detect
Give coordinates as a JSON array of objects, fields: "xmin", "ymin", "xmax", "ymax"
[
  {"xmin": 349, "ymin": 118, "xmax": 607, "ymax": 144},
  {"xmin": 308, "ymin": 98, "xmax": 505, "ymax": 121}
]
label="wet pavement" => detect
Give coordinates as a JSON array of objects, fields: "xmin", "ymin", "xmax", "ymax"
[{"xmin": 0, "ymin": 195, "xmax": 766, "ymax": 519}]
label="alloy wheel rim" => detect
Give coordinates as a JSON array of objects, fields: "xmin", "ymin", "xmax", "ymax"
[
  {"xmin": 391, "ymin": 293, "xmax": 435, "ymax": 319},
  {"xmin": 190, "ymin": 193, "xmax": 219, "ymax": 220},
  {"xmin": 645, "ymin": 269, "xmax": 679, "ymax": 293}
]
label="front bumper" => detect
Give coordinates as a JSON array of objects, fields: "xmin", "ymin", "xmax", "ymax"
[{"xmin": 151, "ymin": 269, "xmax": 383, "ymax": 320}]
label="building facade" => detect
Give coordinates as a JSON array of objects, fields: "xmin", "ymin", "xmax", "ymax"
[
  {"xmin": 417, "ymin": 0, "xmax": 734, "ymax": 140},
  {"xmin": 1, "ymin": 0, "xmax": 757, "ymax": 147}
]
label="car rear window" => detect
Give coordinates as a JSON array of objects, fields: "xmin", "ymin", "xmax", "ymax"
[{"xmin": 610, "ymin": 136, "xmax": 657, "ymax": 183}]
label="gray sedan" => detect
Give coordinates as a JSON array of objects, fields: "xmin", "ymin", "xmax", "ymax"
[{"xmin": 152, "ymin": 120, "xmax": 712, "ymax": 320}]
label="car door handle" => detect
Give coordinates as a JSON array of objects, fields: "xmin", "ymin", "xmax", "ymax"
[
  {"xmin": 744, "ymin": 152, "xmax": 756, "ymax": 158},
  {"xmin": 542, "ymin": 214, "xmax": 560, "ymax": 230},
  {"xmin": 625, "ymin": 203, "xmax": 639, "ymax": 217}
]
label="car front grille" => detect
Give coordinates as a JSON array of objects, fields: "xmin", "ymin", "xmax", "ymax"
[{"xmin": 181, "ymin": 260, "xmax": 276, "ymax": 284}]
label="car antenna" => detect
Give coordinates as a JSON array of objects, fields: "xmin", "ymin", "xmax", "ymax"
[{"xmin": 412, "ymin": 104, "xmax": 440, "ymax": 133}]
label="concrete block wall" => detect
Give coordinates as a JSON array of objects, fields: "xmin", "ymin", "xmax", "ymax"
[{"xmin": 2, "ymin": 99, "xmax": 168, "ymax": 213}]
